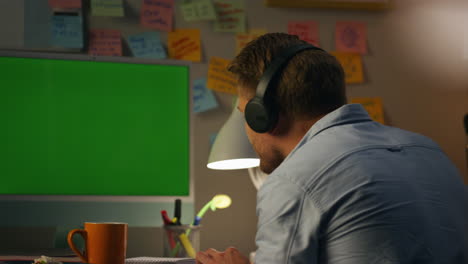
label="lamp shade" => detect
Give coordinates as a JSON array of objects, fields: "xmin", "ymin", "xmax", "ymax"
[{"xmin": 207, "ymin": 105, "xmax": 260, "ymax": 170}]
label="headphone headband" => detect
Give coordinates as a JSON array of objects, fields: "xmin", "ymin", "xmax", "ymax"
[{"xmin": 255, "ymin": 44, "xmax": 324, "ymax": 99}]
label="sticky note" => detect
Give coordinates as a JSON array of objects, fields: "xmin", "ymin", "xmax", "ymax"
[
  {"xmin": 335, "ymin": 21, "xmax": 367, "ymax": 54},
  {"xmin": 350, "ymin": 97, "xmax": 384, "ymax": 124},
  {"xmin": 193, "ymin": 78, "xmax": 218, "ymax": 113},
  {"xmin": 127, "ymin": 32, "xmax": 166, "ymax": 59},
  {"xmin": 91, "ymin": 0, "xmax": 124, "ymax": 16},
  {"xmin": 213, "ymin": 0, "xmax": 245, "ymax": 33},
  {"xmin": 48, "ymin": 0, "xmax": 82, "ymax": 9},
  {"xmin": 207, "ymin": 57, "xmax": 237, "ymax": 94},
  {"xmin": 330, "ymin": 52, "xmax": 364, "ymax": 84},
  {"xmin": 168, "ymin": 29, "xmax": 201, "ymax": 62},
  {"xmin": 236, "ymin": 29, "xmax": 267, "ymax": 54},
  {"xmin": 181, "ymin": 0, "xmax": 217, "ymax": 21},
  {"xmin": 288, "ymin": 21, "xmax": 319, "ymax": 46},
  {"xmin": 51, "ymin": 15, "xmax": 83, "ymax": 48},
  {"xmin": 88, "ymin": 29, "xmax": 122, "ymax": 56},
  {"xmin": 141, "ymin": 0, "xmax": 174, "ymax": 32}
]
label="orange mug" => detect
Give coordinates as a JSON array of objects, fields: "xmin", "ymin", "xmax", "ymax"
[{"xmin": 67, "ymin": 222, "xmax": 128, "ymax": 264}]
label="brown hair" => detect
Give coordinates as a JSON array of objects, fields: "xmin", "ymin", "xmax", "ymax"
[{"xmin": 228, "ymin": 33, "xmax": 347, "ymax": 120}]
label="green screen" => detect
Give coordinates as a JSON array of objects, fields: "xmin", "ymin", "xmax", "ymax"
[{"xmin": 0, "ymin": 56, "xmax": 189, "ymax": 195}]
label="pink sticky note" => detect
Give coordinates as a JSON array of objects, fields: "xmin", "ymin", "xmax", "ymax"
[
  {"xmin": 88, "ymin": 29, "xmax": 122, "ymax": 56},
  {"xmin": 288, "ymin": 21, "xmax": 319, "ymax": 46},
  {"xmin": 48, "ymin": 0, "xmax": 82, "ymax": 9},
  {"xmin": 140, "ymin": 0, "xmax": 174, "ymax": 32},
  {"xmin": 335, "ymin": 21, "xmax": 367, "ymax": 54}
]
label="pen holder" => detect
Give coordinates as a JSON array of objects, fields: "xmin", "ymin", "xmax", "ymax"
[{"xmin": 163, "ymin": 224, "xmax": 201, "ymax": 258}]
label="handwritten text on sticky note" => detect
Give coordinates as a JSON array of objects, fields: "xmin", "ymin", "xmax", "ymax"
[
  {"xmin": 51, "ymin": 15, "xmax": 83, "ymax": 48},
  {"xmin": 193, "ymin": 78, "xmax": 218, "ymax": 113},
  {"xmin": 48, "ymin": 0, "xmax": 82, "ymax": 9},
  {"xmin": 181, "ymin": 0, "xmax": 217, "ymax": 21},
  {"xmin": 207, "ymin": 57, "xmax": 237, "ymax": 94},
  {"xmin": 128, "ymin": 32, "xmax": 166, "ymax": 59},
  {"xmin": 88, "ymin": 29, "xmax": 122, "ymax": 56},
  {"xmin": 330, "ymin": 52, "xmax": 364, "ymax": 84},
  {"xmin": 236, "ymin": 29, "xmax": 267, "ymax": 54},
  {"xmin": 351, "ymin": 97, "xmax": 384, "ymax": 124},
  {"xmin": 335, "ymin": 21, "xmax": 367, "ymax": 54},
  {"xmin": 288, "ymin": 21, "xmax": 319, "ymax": 46},
  {"xmin": 141, "ymin": 0, "xmax": 174, "ymax": 32},
  {"xmin": 213, "ymin": 0, "xmax": 245, "ymax": 33},
  {"xmin": 168, "ymin": 29, "xmax": 201, "ymax": 62},
  {"xmin": 91, "ymin": 0, "xmax": 124, "ymax": 16}
]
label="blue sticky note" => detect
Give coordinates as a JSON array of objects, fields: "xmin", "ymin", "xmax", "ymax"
[
  {"xmin": 51, "ymin": 15, "xmax": 83, "ymax": 48},
  {"xmin": 193, "ymin": 78, "xmax": 218, "ymax": 113},
  {"xmin": 127, "ymin": 32, "xmax": 167, "ymax": 59}
]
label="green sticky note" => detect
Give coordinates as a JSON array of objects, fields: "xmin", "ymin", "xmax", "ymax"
[
  {"xmin": 213, "ymin": 0, "xmax": 245, "ymax": 33},
  {"xmin": 181, "ymin": 1, "xmax": 198, "ymax": 21},
  {"xmin": 91, "ymin": 0, "xmax": 124, "ymax": 17},
  {"xmin": 195, "ymin": 0, "xmax": 217, "ymax": 20}
]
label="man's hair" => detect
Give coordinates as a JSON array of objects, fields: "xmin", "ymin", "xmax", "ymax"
[{"xmin": 228, "ymin": 33, "xmax": 347, "ymax": 120}]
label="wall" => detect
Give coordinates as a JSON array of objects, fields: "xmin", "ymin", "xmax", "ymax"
[{"xmin": 0, "ymin": 0, "xmax": 467, "ymax": 257}]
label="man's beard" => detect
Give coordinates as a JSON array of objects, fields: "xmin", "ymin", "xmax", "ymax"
[{"xmin": 258, "ymin": 146, "xmax": 284, "ymax": 174}]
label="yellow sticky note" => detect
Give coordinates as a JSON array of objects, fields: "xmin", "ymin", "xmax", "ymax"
[
  {"xmin": 235, "ymin": 29, "xmax": 267, "ymax": 54},
  {"xmin": 207, "ymin": 57, "xmax": 237, "ymax": 94},
  {"xmin": 351, "ymin": 97, "xmax": 385, "ymax": 124},
  {"xmin": 168, "ymin": 29, "xmax": 201, "ymax": 62},
  {"xmin": 330, "ymin": 52, "xmax": 364, "ymax": 84}
]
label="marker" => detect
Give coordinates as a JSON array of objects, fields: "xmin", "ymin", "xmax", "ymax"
[
  {"xmin": 174, "ymin": 199, "xmax": 182, "ymax": 225},
  {"xmin": 160, "ymin": 210, "xmax": 173, "ymax": 225}
]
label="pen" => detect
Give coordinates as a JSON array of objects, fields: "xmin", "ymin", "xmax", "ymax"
[{"xmin": 174, "ymin": 199, "xmax": 182, "ymax": 225}]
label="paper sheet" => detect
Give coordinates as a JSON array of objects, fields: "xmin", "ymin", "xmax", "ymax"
[
  {"xmin": 127, "ymin": 31, "xmax": 167, "ymax": 59},
  {"xmin": 288, "ymin": 21, "xmax": 320, "ymax": 46},
  {"xmin": 88, "ymin": 29, "xmax": 122, "ymax": 56},
  {"xmin": 51, "ymin": 15, "xmax": 83, "ymax": 48},
  {"xmin": 141, "ymin": 0, "xmax": 174, "ymax": 31},
  {"xmin": 207, "ymin": 57, "xmax": 237, "ymax": 94},
  {"xmin": 330, "ymin": 51, "xmax": 364, "ymax": 84},
  {"xmin": 91, "ymin": 0, "xmax": 124, "ymax": 16},
  {"xmin": 335, "ymin": 21, "xmax": 367, "ymax": 54},
  {"xmin": 168, "ymin": 29, "xmax": 201, "ymax": 62}
]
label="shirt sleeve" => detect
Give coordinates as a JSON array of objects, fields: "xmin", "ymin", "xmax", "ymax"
[{"xmin": 255, "ymin": 176, "xmax": 323, "ymax": 264}]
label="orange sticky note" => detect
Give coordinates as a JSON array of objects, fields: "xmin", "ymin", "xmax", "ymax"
[
  {"xmin": 288, "ymin": 21, "xmax": 319, "ymax": 46},
  {"xmin": 235, "ymin": 29, "xmax": 267, "ymax": 54},
  {"xmin": 335, "ymin": 21, "xmax": 367, "ymax": 54},
  {"xmin": 48, "ymin": 0, "xmax": 82, "ymax": 9},
  {"xmin": 330, "ymin": 52, "xmax": 364, "ymax": 84},
  {"xmin": 168, "ymin": 29, "xmax": 201, "ymax": 62},
  {"xmin": 141, "ymin": 0, "xmax": 174, "ymax": 32},
  {"xmin": 88, "ymin": 29, "xmax": 122, "ymax": 56},
  {"xmin": 350, "ymin": 97, "xmax": 385, "ymax": 124},
  {"xmin": 207, "ymin": 57, "xmax": 237, "ymax": 94}
]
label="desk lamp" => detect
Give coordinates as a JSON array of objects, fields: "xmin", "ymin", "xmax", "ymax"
[{"xmin": 207, "ymin": 98, "xmax": 268, "ymax": 189}]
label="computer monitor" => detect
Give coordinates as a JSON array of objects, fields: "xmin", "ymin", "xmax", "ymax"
[{"xmin": 0, "ymin": 51, "xmax": 194, "ymax": 231}]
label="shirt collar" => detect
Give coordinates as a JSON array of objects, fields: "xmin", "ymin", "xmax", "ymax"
[{"xmin": 285, "ymin": 104, "xmax": 372, "ymax": 161}]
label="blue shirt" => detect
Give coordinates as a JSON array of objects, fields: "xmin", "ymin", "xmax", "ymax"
[{"xmin": 255, "ymin": 104, "xmax": 468, "ymax": 264}]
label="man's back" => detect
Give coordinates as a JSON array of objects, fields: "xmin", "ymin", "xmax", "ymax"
[{"xmin": 256, "ymin": 104, "xmax": 468, "ymax": 264}]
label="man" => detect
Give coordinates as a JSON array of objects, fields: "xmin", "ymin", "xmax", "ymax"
[{"xmin": 196, "ymin": 33, "xmax": 468, "ymax": 264}]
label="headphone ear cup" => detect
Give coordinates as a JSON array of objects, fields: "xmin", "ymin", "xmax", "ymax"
[{"xmin": 245, "ymin": 96, "xmax": 276, "ymax": 133}]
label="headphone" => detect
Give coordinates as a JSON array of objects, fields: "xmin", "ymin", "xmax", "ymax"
[{"xmin": 244, "ymin": 44, "xmax": 324, "ymax": 133}]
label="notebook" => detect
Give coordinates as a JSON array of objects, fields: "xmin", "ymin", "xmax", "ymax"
[{"xmin": 125, "ymin": 257, "xmax": 195, "ymax": 264}]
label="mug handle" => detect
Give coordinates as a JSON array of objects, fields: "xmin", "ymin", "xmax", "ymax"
[{"xmin": 67, "ymin": 229, "xmax": 88, "ymax": 263}]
